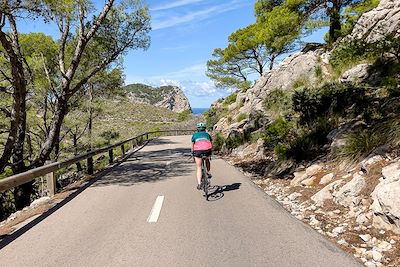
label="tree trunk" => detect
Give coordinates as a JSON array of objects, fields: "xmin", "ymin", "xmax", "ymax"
[
  {"xmin": 329, "ymin": 0, "xmax": 342, "ymax": 43},
  {"xmin": 32, "ymin": 97, "xmax": 69, "ymax": 168}
]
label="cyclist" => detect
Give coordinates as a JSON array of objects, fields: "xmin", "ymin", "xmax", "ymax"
[{"xmin": 191, "ymin": 122, "xmax": 213, "ymax": 190}]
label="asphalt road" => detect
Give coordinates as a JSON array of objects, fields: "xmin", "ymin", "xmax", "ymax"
[{"xmin": 0, "ymin": 136, "xmax": 361, "ymax": 266}]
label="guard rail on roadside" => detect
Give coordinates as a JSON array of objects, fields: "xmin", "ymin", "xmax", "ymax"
[{"xmin": 0, "ymin": 129, "xmax": 194, "ymax": 195}]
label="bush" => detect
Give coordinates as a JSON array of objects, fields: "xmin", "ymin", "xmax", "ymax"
[
  {"xmin": 177, "ymin": 109, "xmax": 191, "ymax": 122},
  {"xmin": 212, "ymin": 132, "xmax": 225, "ymax": 151},
  {"xmin": 100, "ymin": 129, "xmax": 120, "ymax": 145},
  {"xmin": 292, "ymin": 83, "xmax": 368, "ymax": 124},
  {"xmin": 223, "ymin": 93, "xmax": 237, "ymax": 106},
  {"xmin": 274, "ymin": 144, "xmax": 287, "ymax": 160},
  {"xmin": 236, "ymin": 113, "xmax": 247, "ymax": 122},
  {"xmin": 286, "ymin": 116, "xmax": 337, "ymax": 162},
  {"xmin": 225, "ymin": 134, "xmax": 245, "ymax": 150},
  {"xmin": 204, "ymin": 107, "xmax": 219, "ymax": 130},
  {"xmin": 263, "ymin": 88, "xmax": 293, "ymax": 119},
  {"xmin": 263, "ymin": 117, "xmax": 290, "ymax": 148}
]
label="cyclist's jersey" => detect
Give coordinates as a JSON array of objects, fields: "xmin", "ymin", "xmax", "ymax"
[{"xmin": 191, "ymin": 131, "xmax": 212, "ymax": 151}]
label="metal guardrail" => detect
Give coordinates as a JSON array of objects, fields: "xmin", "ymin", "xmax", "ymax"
[{"xmin": 0, "ymin": 129, "xmax": 195, "ymax": 194}]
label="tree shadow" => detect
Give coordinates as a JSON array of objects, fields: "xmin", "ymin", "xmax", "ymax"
[{"xmin": 0, "ymin": 138, "xmax": 193, "ymax": 249}]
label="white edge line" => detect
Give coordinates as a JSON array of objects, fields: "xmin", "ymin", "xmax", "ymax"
[{"xmin": 147, "ymin": 195, "xmax": 165, "ymax": 223}]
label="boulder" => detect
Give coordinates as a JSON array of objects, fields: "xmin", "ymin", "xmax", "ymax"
[
  {"xmin": 311, "ymin": 180, "xmax": 343, "ymax": 206},
  {"xmin": 305, "ymin": 164, "xmax": 323, "ymax": 176},
  {"xmin": 333, "ymin": 173, "xmax": 366, "ymax": 207},
  {"xmin": 360, "ymin": 155, "xmax": 384, "ymax": 174},
  {"xmin": 290, "ymin": 171, "xmax": 307, "ymax": 186},
  {"xmin": 381, "ymin": 161, "xmax": 400, "ymax": 182},
  {"xmin": 349, "ymin": 0, "xmax": 400, "ymax": 43},
  {"xmin": 301, "ymin": 176, "xmax": 318, "ymax": 187},
  {"xmin": 371, "ymin": 176, "xmax": 400, "ymax": 234},
  {"xmin": 340, "ymin": 63, "xmax": 372, "ymax": 84},
  {"xmin": 319, "ymin": 173, "xmax": 335, "ymax": 185}
]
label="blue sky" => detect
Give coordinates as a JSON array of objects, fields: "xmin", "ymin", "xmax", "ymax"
[
  {"xmin": 126, "ymin": 0, "xmax": 257, "ymax": 108},
  {"xmin": 17, "ymin": 0, "xmax": 326, "ymax": 108}
]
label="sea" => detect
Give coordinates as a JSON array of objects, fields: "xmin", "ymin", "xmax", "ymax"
[{"xmin": 192, "ymin": 108, "xmax": 209, "ymax": 115}]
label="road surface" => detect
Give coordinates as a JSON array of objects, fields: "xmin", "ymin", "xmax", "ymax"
[{"xmin": 0, "ymin": 136, "xmax": 361, "ymax": 266}]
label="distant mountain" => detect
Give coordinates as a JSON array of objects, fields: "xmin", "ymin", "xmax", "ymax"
[{"xmin": 124, "ymin": 83, "xmax": 192, "ymax": 113}]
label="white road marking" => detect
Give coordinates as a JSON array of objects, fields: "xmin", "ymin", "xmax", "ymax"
[{"xmin": 147, "ymin": 196, "xmax": 165, "ymax": 223}]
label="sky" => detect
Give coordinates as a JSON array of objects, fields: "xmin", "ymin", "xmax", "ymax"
[{"xmin": 16, "ymin": 0, "xmax": 327, "ymax": 108}]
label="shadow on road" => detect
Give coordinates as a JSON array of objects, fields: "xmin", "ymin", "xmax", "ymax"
[
  {"xmin": 0, "ymin": 138, "xmax": 193, "ymax": 249},
  {"xmin": 93, "ymin": 147, "xmax": 193, "ymax": 187},
  {"xmin": 207, "ymin": 183, "xmax": 242, "ymax": 201}
]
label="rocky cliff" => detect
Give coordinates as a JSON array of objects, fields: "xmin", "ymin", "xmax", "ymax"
[
  {"xmin": 211, "ymin": 1, "xmax": 400, "ymax": 266},
  {"xmin": 124, "ymin": 83, "xmax": 192, "ymax": 113}
]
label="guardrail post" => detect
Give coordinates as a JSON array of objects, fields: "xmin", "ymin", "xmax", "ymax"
[
  {"xmin": 121, "ymin": 144, "xmax": 125, "ymax": 156},
  {"xmin": 45, "ymin": 161, "xmax": 56, "ymax": 196},
  {"xmin": 130, "ymin": 140, "xmax": 134, "ymax": 151},
  {"xmin": 109, "ymin": 149, "xmax": 113, "ymax": 164},
  {"xmin": 146, "ymin": 133, "xmax": 149, "ymax": 140},
  {"xmin": 46, "ymin": 171, "xmax": 56, "ymax": 196},
  {"xmin": 87, "ymin": 155, "xmax": 94, "ymax": 175}
]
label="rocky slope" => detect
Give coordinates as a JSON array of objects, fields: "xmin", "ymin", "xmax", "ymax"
[
  {"xmin": 212, "ymin": 1, "xmax": 400, "ymax": 266},
  {"xmin": 124, "ymin": 83, "xmax": 192, "ymax": 113}
]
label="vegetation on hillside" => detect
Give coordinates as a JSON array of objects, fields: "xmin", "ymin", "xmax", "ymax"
[
  {"xmin": 206, "ymin": 0, "xmax": 400, "ymax": 173},
  {"xmin": 124, "ymin": 83, "xmax": 181, "ymax": 105}
]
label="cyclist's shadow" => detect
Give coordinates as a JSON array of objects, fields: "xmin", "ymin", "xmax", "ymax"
[{"xmin": 207, "ymin": 183, "xmax": 241, "ymax": 201}]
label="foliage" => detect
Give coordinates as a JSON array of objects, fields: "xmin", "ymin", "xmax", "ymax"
[
  {"xmin": 338, "ymin": 117, "xmax": 400, "ymax": 161},
  {"xmin": 263, "ymin": 117, "xmax": 290, "ymax": 148},
  {"xmin": 124, "ymin": 83, "xmax": 183, "ymax": 105},
  {"xmin": 286, "ymin": 116, "xmax": 337, "ymax": 161},
  {"xmin": 223, "ymin": 93, "xmax": 237, "ymax": 106},
  {"xmin": 225, "ymin": 134, "xmax": 246, "ymax": 150},
  {"xmin": 177, "ymin": 109, "xmax": 191, "ymax": 122},
  {"xmin": 100, "ymin": 129, "xmax": 120, "ymax": 145},
  {"xmin": 212, "ymin": 132, "xmax": 225, "ymax": 152},
  {"xmin": 204, "ymin": 107, "xmax": 219, "ymax": 130},
  {"xmin": 237, "ymin": 113, "xmax": 247, "ymax": 122},
  {"xmin": 292, "ymin": 83, "xmax": 369, "ymax": 124}
]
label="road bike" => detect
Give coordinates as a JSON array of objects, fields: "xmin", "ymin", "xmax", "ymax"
[{"xmin": 200, "ymin": 155, "xmax": 211, "ymax": 200}]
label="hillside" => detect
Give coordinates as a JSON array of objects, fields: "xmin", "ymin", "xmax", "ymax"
[
  {"xmin": 206, "ymin": 1, "xmax": 400, "ymax": 266},
  {"xmin": 124, "ymin": 83, "xmax": 192, "ymax": 113}
]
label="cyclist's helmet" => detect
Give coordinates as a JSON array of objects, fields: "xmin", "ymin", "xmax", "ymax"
[{"xmin": 196, "ymin": 122, "xmax": 206, "ymax": 131}]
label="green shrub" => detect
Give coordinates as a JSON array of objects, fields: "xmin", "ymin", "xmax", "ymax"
[
  {"xmin": 212, "ymin": 132, "xmax": 225, "ymax": 151},
  {"xmin": 263, "ymin": 88, "xmax": 293, "ymax": 119},
  {"xmin": 292, "ymin": 83, "xmax": 368, "ymax": 124},
  {"xmin": 100, "ymin": 129, "xmax": 120, "ymax": 145},
  {"xmin": 204, "ymin": 107, "xmax": 219, "ymax": 130},
  {"xmin": 225, "ymin": 134, "xmax": 245, "ymax": 150},
  {"xmin": 223, "ymin": 93, "xmax": 237, "ymax": 106},
  {"xmin": 177, "ymin": 109, "xmax": 191, "ymax": 122},
  {"xmin": 274, "ymin": 144, "xmax": 287, "ymax": 160},
  {"xmin": 338, "ymin": 117, "xmax": 400, "ymax": 161},
  {"xmin": 263, "ymin": 117, "xmax": 290, "ymax": 148},
  {"xmin": 236, "ymin": 113, "xmax": 247, "ymax": 122},
  {"xmin": 286, "ymin": 116, "xmax": 337, "ymax": 162}
]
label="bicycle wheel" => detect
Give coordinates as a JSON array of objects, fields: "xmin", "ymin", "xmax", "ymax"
[{"xmin": 202, "ymin": 159, "xmax": 208, "ymax": 200}]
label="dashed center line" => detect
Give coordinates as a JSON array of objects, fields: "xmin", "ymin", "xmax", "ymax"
[{"xmin": 147, "ymin": 195, "xmax": 165, "ymax": 223}]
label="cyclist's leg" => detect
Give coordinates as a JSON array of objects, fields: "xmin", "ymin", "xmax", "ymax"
[
  {"xmin": 194, "ymin": 156, "xmax": 202, "ymax": 186},
  {"xmin": 205, "ymin": 158, "xmax": 211, "ymax": 173}
]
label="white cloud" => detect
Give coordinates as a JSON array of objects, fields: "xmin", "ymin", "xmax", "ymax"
[
  {"xmin": 152, "ymin": 0, "xmax": 249, "ymax": 30},
  {"xmin": 151, "ymin": 0, "xmax": 204, "ymax": 11}
]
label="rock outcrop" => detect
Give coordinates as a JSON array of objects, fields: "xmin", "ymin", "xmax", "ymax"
[
  {"xmin": 125, "ymin": 83, "xmax": 191, "ymax": 113},
  {"xmin": 371, "ymin": 161, "xmax": 400, "ymax": 234},
  {"xmin": 349, "ymin": 0, "xmax": 400, "ymax": 43}
]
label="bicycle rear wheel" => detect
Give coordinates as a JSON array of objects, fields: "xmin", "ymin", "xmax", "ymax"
[{"xmin": 201, "ymin": 159, "xmax": 208, "ymax": 200}]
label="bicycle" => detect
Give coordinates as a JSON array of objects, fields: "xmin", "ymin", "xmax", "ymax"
[{"xmin": 200, "ymin": 155, "xmax": 211, "ymax": 200}]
